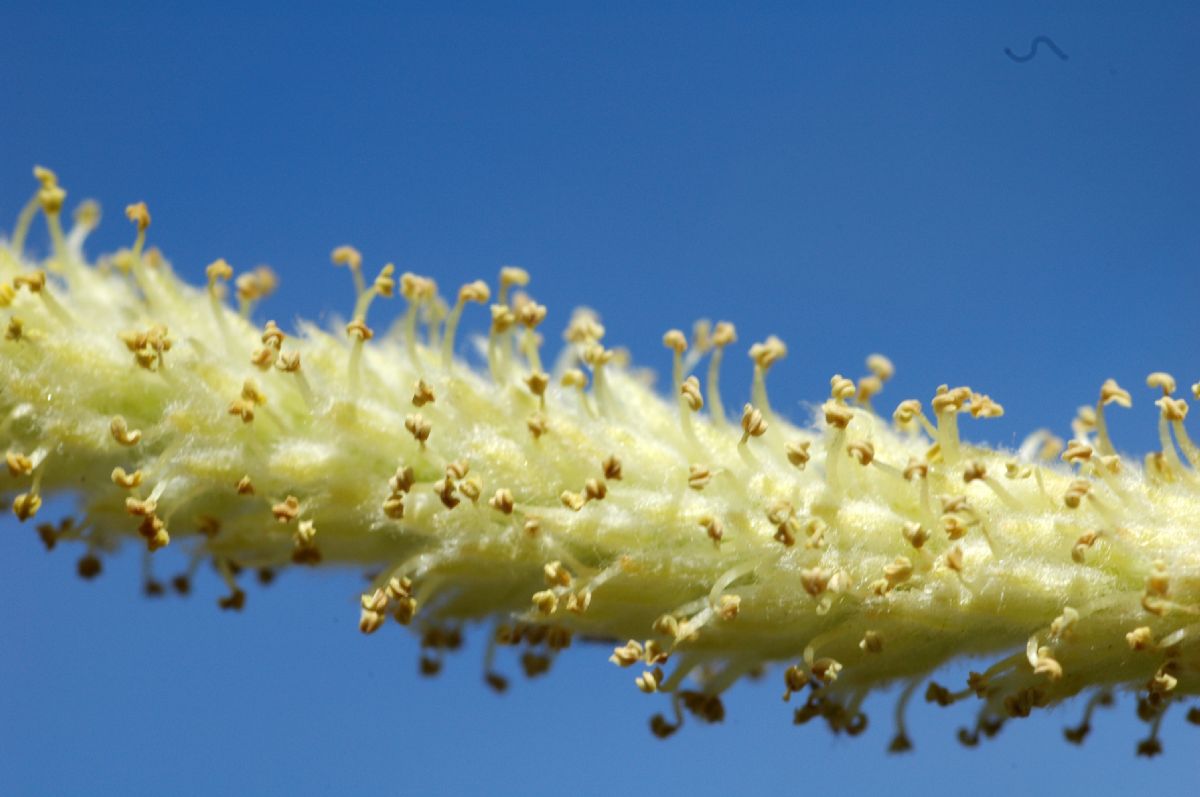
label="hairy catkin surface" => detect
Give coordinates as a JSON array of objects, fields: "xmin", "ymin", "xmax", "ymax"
[{"xmin": 2, "ymin": 170, "xmax": 1199, "ymax": 751}]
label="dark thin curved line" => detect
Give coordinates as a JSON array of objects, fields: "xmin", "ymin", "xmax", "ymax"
[{"xmin": 1004, "ymin": 35, "xmax": 1068, "ymax": 63}]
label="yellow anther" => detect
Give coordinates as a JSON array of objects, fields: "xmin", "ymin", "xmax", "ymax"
[
  {"xmin": 564, "ymin": 309, "xmax": 605, "ymax": 344},
  {"xmin": 782, "ymin": 665, "xmax": 809, "ymax": 701},
  {"xmin": 457, "ymin": 280, "xmax": 490, "ymax": 304},
  {"xmin": 680, "ymin": 376, "xmax": 703, "ymax": 412},
  {"xmin": 962, "ymin": 460, "xmax": 987, "ymax": 483},
  {"xmin": 235, "ymin": 266, "xmax": 279, "ymax": 304},
  {"xmin": 883, "ymin": 556, "xmax": 913, "ymax": 589},
  {"xmin": 1100, "ymin": 378, "xmax": 1132, "ymax": 407},
  {"xmin": 1126, "ymin": 627, "xmax": 1155, "ymax": 651},
  {"xmin": 235, "ymin": 475, "xmax": 255, "ymax": 495},
  {"xmin": 829, "ymin": 374, "xmax": 856, "ymax": 402},
  {"xmin": 1062, "ymin": 439, "xmax": 1093, "ymax": 465},
  {"xmin": 785, "ymin": 440, "xmax": 811, "ymax": 469},
  {"xmin": 124, "ymin": 202, "xmax": 150, "ymax": 231},
  {"xmin": 531, "ymin": 589, "xmax": 558, "ymax": 616},
  {"xmin": 488, "ymin": 488, "xmax": 514, "ymax": 514},
  {"xmin": 866, "ymin": 353, "xmax": 895, "ymax": 382},
  {"xmin": 698, "ymin": 515, "xmax": 724, "ymax": 546},
  {"xmin": 856, "ymin": 375, "xmax": 883, "ymax": 403},
  {"xmin": 800, "ymin": 567, "xmax": 831, "ymax": 597},
  {"xmin": 1156, "ymin": 396, "xmax": 1188, "ymax": 422},
  {"xmin": 500, "ymin": 266, "xmax": 530, "ymax": 290},
  {"xmin": 205, "ymin": 258, "xmax": 233, "ymax": 287},
  {"xmin": 543, "ymin": 561, "xmax": 572, "ymax": 588},
  {"xmin": 945, "ymin": 545, "xmax": 965, "ymax": 572},
  {"xmin": 382, "ymin": 494, "xmax": 405, "ymax": 519},
  {"xmin": 1032, "ymin": 647, "xmax": 1063, "ymax": 681},
  {"xmin": 560, "ymin": 490, "xmax": 585, "ymax": 511},
  {"xmin": 227, "ymin": 398, "xmax": 255, "ymax": 423},
  {"xmin": 902, "ymin": 521, "xmax": 929, "ymax": 549},
  {"xmin": 893, "ymin": 398, "xmax": 922, "ymax": 427},
  {"xmin": 524, "ymin": 371, "xmax": 550, "ymax": 397},
  {"xmin": 39, "ymin": 185, "xmax": 66, "ymax": 214},
  {"xmin": 602, "ymin": 455, "xmax": 623, "ymax": 481},
  {"xmin": 740, "ymin": 403, "xmax": 768, "ymax": 440},
  {"xmin": 72, "ymin": 198, "xmax": 100, "ymax": 228},
  {"xmin": 5, "ymin": 318, "xmax": 22, "ymax": 341},
  {"xmin": 0, "ymin": 284, "xmax": 16, "ymax": 308},
  {"xmin": 271, "ymin": 495, "xmax": 301, "ymax": 523},
  {"xmin": 445, "ymin": 460, "xmax": 469, "ymax": 480},
  {"xmin": 847, "ymin": 440, "xmax": 874, "ymax": 466},
  {"xmin": 968, "ymin": 393, "xmax": 1004, "ymax": 419},
  {"xmin": 405, "ymin": 414, "xmax": 431, "ymax": 447},
  {"xmin": 240, "ymin": 380, "xmax": 266, "ymax": 407},
  {"xmin": 1005, "ymin": 461, "xmax": 1032, "ymax": 479},
  {"xmin": 1146, "ymin": 561, "xmax": 1169, "ymax": 598},
  {"xmin": 1146, "ymin": 372, "xmax": 1176, "ymax": 395},
  {"xmin": 610, "ymin": 640, "xmax": 644, "ymax": 668},
  {"xmin": 687, "ymin": 464, "xmax": 711, "ymax": 490},
  {"xmin": 517, "ymin": 301, "xmax": 547, "ymax": 329},
  {"xmin": 330, "ymin": 245, "xmax": 363, "ymax": 271},
  {"xmin": 931, "ymin": 385, "xmax": 971, "ymax": 414},
  {"xmin": 412, "ymin": 379, "xmax": 436, "ymax": 407},
  {"xmin": 489, "ymin": 304, "xmax": 516, "ymax": 334},
  {"xmin": 716, "ymin": 594, "xmax": 741, "ymax": 621},
  {"xmin": 710, "ymin": 321, "xmax": 737, "ymax": 348},
  {"xmin": 276, "ymin": 351, "xmax": 302, "ymax": 373},
  {"xmin": 941, "ymin": 514, "xmax": 968, "ymax": 540},
  {"xmin": 6, "ymin": 451, "xmax": 33, "ymax": 477},
  {"xmin": 137, "ymin": 514, "xmax": 170, "ymax": 551},
  {"xmin": 561, "ymin": 368, "xmax": 588, "ymax": 389},
  {"xmin": 527, "ymin": 413, "xmax": 548, "ymax": 439},
  {"xmin": 523, "ymin": 517, "xmax": 541, "ymax": 536},
  {"xmin": 110, "ymin": 416, "xmax": 142, "ymax": 446},
  {"xmin": 110, "ymin": 467, "xmax": 143, "ymax": 490},
  {"xmin": 822, "ymin": 400, "xmax": 853, "ymax": 430},
  {"xmin": 33, "ymin": 165, "xmax": 58, "ymax": 188},
  {"xmin": 581, "ymin": 342, "xmax": 613, "ymax": 367},
  {"xmin": 749, "ymin": 335, "xmax": 787, "ymax": 370},
  {"xmin": 635, "ymin": 667, "xmax": 664, "ymax": 694},
  {"xmin": 372, "ymin": 264, "xmax": 396, "ymax": 297},
  {"xmin": 345, "ymin": 319, "xmax": 373, "ymax": 341},
  {"xmin": 293, "ymin": 519, "xmax": 317, "ymax": 548},
  {"xmin": 662, "ymin": 329, "xmax": 688, "ymax": 354},
  {"xmin": 903, "ymin": 458, "xmax": 928, "ymax": 481},
  {"xmin": 13, "ymin": 492, "xmax": 42, "ymax": 521},
  {"xmin": 1193, "ymin": 382, "xmax": 1200, "ymax": 400},
  {"xmin": 1071, "ymin": 531, "xmax": 1100, "ymax": 563}
]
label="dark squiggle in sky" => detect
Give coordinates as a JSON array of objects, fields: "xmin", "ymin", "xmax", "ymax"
[{"xmin": 1005, "ymin": 36, "xmax": 1069, "ymax": 63}]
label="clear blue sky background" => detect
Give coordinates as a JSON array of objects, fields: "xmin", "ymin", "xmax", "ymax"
[{"xmin": 2, "ymin": 2, "xmax": 1199, "ymax": 794}]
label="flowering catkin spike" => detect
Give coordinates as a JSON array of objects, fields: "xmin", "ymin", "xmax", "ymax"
[{"xmin": 5, "ymin": 172, "xmax": 1200, "ymax": 753}]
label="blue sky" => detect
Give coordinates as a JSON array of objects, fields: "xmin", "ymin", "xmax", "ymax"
[{"xmin": 2, "ymin": 2, "xmax": 1198, "ymax": 794}]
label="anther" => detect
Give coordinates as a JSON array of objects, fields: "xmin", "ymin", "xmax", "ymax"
[
  {"xmin": 13, "ymin": 492, "xmax": 41, "ymax": 521},
  {"xmin": 902, "ymin": 521, "xmax": 929, "ymax": 549},
  {"xmin": 489, "ymin": 488, "xmax": 514, "ymax": 514},
  {"xmin": 602, "ymin": 455, "xmax": 623, "ymax": 480},
  {"xmin": 110, "ymin": 416, "xmax": 142, "ymax": 446},
  {"xmin": 687, "ymin": 464, "xmax": 711, "ymax": 490},
  {"xmin": 110, "ymin": 467, "xmax": 143, "ymax": 490},
  {"xmin": 860, "ymin": 631, "xmax": 884, "ymax": 654},
  {"xmin": 740, "ymin": 403, "xmax": 768, "ymax": 443},
  {"xmin": 405, "ymin": 413, "xmax": 432, "ymax": 448},
  {"xmin": 610, "ymin": 640, "xmax": 644, "ymax": 668},
  {"xmin": 271, "ymin": 495, "xmax": 301, "ymax": 523},
  {"xmin": 698, "ymin": 515, "xmax": 723, "ymax": 547},
  {"xmin": 847, "ymin": 440, "xmax": 874, "ymax": 466},
  {"xmin": 785, "ymin": 440, "xmax": 811, "ymax": 469},
  {"xmin": 235, "ymin": 475, "xmax": 255, "ymax": 495},
  {"xmin": 527, "ymin": 413, "xmax": 547, "ymax": 440},
  {"xmin": 531, "ymin": 589, "xmax": 558, "ymax": 616},
  {"xmin": 6, "ymin": 451, "xmax": 33, "ymax": 477},
  {"xmin": 1146, "ymin": 372, "xmax": 1176, "ymax": 395},
  {"xmin": 441, "ymin": 279, "xmax": 491, "ymax": 367},
  {"xmin": 1062, "ymin": 440, "xmax": 1093, "ymax": 465},
  {"xmin": 823, "ymin": 401, "xmax": 853, "ymax": 430},
  {"xmin": 412, "ymin": 379, "xmax": 436, "ymax": 407}
]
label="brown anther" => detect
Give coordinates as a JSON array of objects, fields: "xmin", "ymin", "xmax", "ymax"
[
  {"xmin": 345, "ymin": 319, "xmax": 373, "ymax": 341},
  {"xmin": 601, "ymin": 455, "xmax": 623, "ymax": 481},
  {"xmin": 740, "ymin": 404, "xmax": 768, "ymax": 440},
  {"xmin": 1071, "ymin": 531, "xmax": 1100, "ymax": 563},
  {"xmin": 822, "ymin": 400, "xmax": 853, "ymax": 430},
  {"xmin": 524, "ymin": 371, "xmax": 550, "ymax": 397},
  {"xmin": 901, "ymin": 521, "xmax": 929, "ymax": 549},
  {"xmin": 409, "ymin": 379, "xmax": 436, "ymax": 407},
  {"xmin": 716, "ymin": 594, "xmax": 741, "ymax": 621},
  {"xmin": 866, "ymin": 353, "xmax": 895, "ymax": 382},
  {"xmin": 1156, "ymin": 396, "xmax": 1188, "ymax": 422},
  {"xmin": 382, "ymin": 494, "xmax": 406, "ymax": 519},
  {"xmin": 903, "ymin": 458, "xmax": 928, "ymax": 481},
  {"xmin": 13, "ymin": 271, "xmax": 47, "ymax": 293},
  {"xmin": 543, "ymin": 561, "xmax": 571, "ymax": 588},
  {"xmin": 925, "ymin": 682, "xmax": 955, "ymax": 707},
  {"xmin": 962, "ymin": 460, "xmax": 987, "ymax": 483},
  {"xmin": 687, "ymin": 464, "xmax": 711, "ymax": 490},
  {"xmin": 523, "ymin": 517, "xmax": 541, "ymax": 536},
  {"xmin": 235, "ymin": 266, "xmax": 279, "ymax": 303},
  {"xmin": 697, "ymin": 515, "xmax": 724, "ymax": 546},
  {"xmin": 1193, "ymin": 382, "xmax": 1200, "ymax": 401},
  {"xmin": 610, "ymin": 640, "xmax": 644, "ymax": 667},
  {"xmin": 782, "ymin": 440, "xmax": 812, "ymax": 469},
  {"xmin": 488, "ymin": 488, "xmax": 514, "ymax": 514},
  {"xmin": 1062, "ymin": 440, "xmax": 1093, "ymax": 465},
  {"xmin": 782, "ymin": 666, "xmax": 810, "ymax": 701},
  {"xmin": 205, "ymin": 258, "xmax": 233, "ymax": 286},
  {"xmin": 124, "ymin": 202, "xmax": 150, "ymax": 231},
  {"xmin": 526, "ymin": 413, "xmax": 547, "ymax": 440},
  {"xmin": 829, "ymin": 374, "xmax": 856, "ymax": 402},
  {"xmin": 227, "ymin": 398, "xmax": 255, "ymax": 423},
  {"xmin": 6, "ymin": 451, "xmax": 33, "ymax": 477},
  {"xmin": 584, "ymin": 478, "xmax": 607, "ymax": 502},
  {"xmin": 847, "ymin": 441, "xmax": 874, "ymax": 466},
  {"xmin": 941, "ymin": 513, "xmax": 968, "ymax": 540},
  {"xmin": 271, "ymin": 495, "xmax": 301, "ymax": 523},
  {"xmin": 77, "ymin": 554, "xmax": 102, "ymax": 579},
  {"xmin": 13, "ymin": 492, "xmax": 41, "ymax": 521},
  {"xmin": 662, "ymin": 329, "xmax": 688, "ymax": 354},
  {"xmin": 561, "ymin": 368, "xmax": 588, "ymax": 390},
  {"xmin": 893, "ymin": 399, "xmax": 922, "ymax": 427},
  {"xmin": 635, "ymin": 667, "xmax": 664, "ymax": 694},
  {"xmin": 137, "ymin": 514, "xmax": 169, "ymax": 551},
  {"xmin": 800, "ymin": 567, "xmax": 831, "ymax": 597},
  {"xmin": 250, "ymin": 346, "xmax": 276, "ymax": 370},
  {"xmin": 516, "ymin": 301, "xmax": 547, "ymax": 329},
  {"xmin": 434, "ymin": 478, "xmax": 460, "ymax": 510},
  {"xmin": 459, "ymin": 476, "xmax": 482, "ymax": 503},
  {"xmin": 749, "ymin": 335, "xmax": 787, "ymax": 370},
  {"xmin": 945, "ymin": 545, "xmax": 965, "ymax": 572},
  {"xmin": 1063, "ymin": 479, "xmax": 1091, "ymax": 509},
  {"xmin": 330, "ymin": 245, "xmax": 362, "ymax": 271},
  {"xmin": 109, "ymin": 468, "xmax": 142, "ymax": 492},
  {"xmin": 235, "ymin": 475, "xmax": 255, "ymax": 495},
  {"xmin": 445, "ymin": 461, "xmax": 470, "ymax": 480},
  {"xmin": 276, "ymin": 351, "xmax": 302, "ymax": 373},
  {"xmin": 405, "ymin": 413, "xmax": 432, "ymax": 447},
  {"xmin": 531, "ymin": 589, "xmax": 558, "ymax": 616},
  {"xmin": 1146, "ymin": 372, "xmax": 1176, "ymax": 395},
  {"xmin": 1005, "ymin": 461, "xmax": 1032, "ymax": 479},
  {"xmin": 110, "ymin": 416, "xmax": 142, "ymax": 446},
  {"xmin": 680, "ymin": 376, "xmax": 703, "ymax": 411},
  {"xmin": 4, "ymin": 317, "xmax": 22, "ymax": 341},
  {"xmin": 1146, "ymin": 561, "xmax": 1169, "ymax": 597},
  {"xmin": 811, "ymin": 658, "xmax": 842, "ymax": 684},
  {"xmin": 359, "ymin": 608, "xmax": 385, "ymax": 635}
]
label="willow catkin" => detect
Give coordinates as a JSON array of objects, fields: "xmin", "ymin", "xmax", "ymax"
[{"xmin": 3, "ymin": 167, "xmax": 1199, "ymax": 754}]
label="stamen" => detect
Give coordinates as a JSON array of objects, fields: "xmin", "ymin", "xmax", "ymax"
[
  {"xmin": 442, "ymin": 280, "xmax": 490, "ymax": 367},
  {"xmin": 748, "ymin": 336, "xmax": 786, "ymax": 420},
  {"xmin": 705, "ymin": 322, "xmax": 736, "ymax": 425}
]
